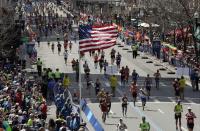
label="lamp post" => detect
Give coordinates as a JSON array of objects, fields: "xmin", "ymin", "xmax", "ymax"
[{"xmin": 194, "ymin": 11, "xmax": 199, "ymax": 62}]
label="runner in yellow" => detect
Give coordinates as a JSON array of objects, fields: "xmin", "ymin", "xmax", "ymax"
[
  {"xmin": 174, "ymin": 100, "xmax": 183, "ymax": 130},
  {"xmin": 109, "ymin": 75, "xmax": 118, "ymax": 97},
  {"xmin": 63, "ymin": 74, "xmax": 70, "ymax": 89},
  {"xmin": 139, "ymin": 116, "xmax": 150, "ymax": 131},
  {"xmin": 179, "ymin": 76, "xmax": 186, "ymax": 100}
]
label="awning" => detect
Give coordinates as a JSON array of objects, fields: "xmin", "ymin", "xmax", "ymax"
[
  {"xmin": 138, "ymin": 22, "xmax": 149, "ymax": 28},
  {"xmin": 138, "ymin": 23, "xmax": 160, "ymax": 28}
]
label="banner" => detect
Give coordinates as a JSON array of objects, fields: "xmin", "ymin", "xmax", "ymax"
[{"xmin": 80, "ymin": 99, "xmax": 104, "ymax": 131}]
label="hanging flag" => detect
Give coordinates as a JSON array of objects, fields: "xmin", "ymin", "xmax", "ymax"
[{"xmin": 79, "ymin": 24, "xmax": 118, "ymax": 52}]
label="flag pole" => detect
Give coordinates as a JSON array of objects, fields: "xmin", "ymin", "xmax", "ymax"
[{"xmin": 77, "ymin": 23, "xmax": 82, "ymax": 123}]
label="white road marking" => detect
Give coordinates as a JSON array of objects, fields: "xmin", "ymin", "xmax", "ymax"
[
  {"xmin": 109, "ymin": 110, "xmax": 114, "ymax": 115},
  {"xmin": 105, "ymin": 82, "xmax": 110, "ymax": 87},
  {"xmin": 181, "ymin": 127, "xmax": 187, "ymax": 131},
  {"xmin": 100, "ymin": 102, "xmax": 199, "ymax": 105},
  {"xmin": 158, "ymin": 109, "xmax": 164, "ymax": 114},
  {"xmin": 186, "ymin": 99, "xmax": 195, "ymax": 104},
  {"xmin": 168, "ymin": 97, "xmax": 176, "ymax": 103},
  {"xmin": 153, "ymin": 98, "xmax": 161, "ymax": 103},
  {"xmin": 118, "ymin": 81, "xmax": 121, "ymax": 86},
  {"xmin": 160, "ymin": 82, "xmax": 167, "ymax": 87}
]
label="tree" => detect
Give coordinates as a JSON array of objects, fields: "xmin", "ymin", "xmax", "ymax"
[
  {"xmin": 146, "ymin": 0, "xmax": 199, "ymax": 53},
  {"xmin": 0, "ymin": 7, "xmax": 22, "ymax": 59}
]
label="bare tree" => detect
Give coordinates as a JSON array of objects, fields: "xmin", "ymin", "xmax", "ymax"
[{"xmin": 0, "ymin": 7, "xmax": 21, "ymax": 58}]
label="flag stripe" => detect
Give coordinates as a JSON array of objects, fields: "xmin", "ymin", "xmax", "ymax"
[
  {"xmin": 91, "ymin": 34, "xmax": 118, "ymax": 38},
  {"xmin": 92, "ymin": 27, "xmax": 117, "ymax": 31},
  {"xmin": 91, "ymin": 30, "xmax": 118, "ymax": 34},
  {"xmin": 79, "ymin": 38, "xmax": 116, "ymax": 44},
  {"xmin": 80, "ymin": 42, "xmax": 115, "ymax": 52},
  {"xmin": 80, "ymin": 39, "xmax": 116, "ymax": 47}
]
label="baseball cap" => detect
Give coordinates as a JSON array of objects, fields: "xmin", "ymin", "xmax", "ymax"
[{"xmin": 187, "ymin": 107, "xmax": 192, "ymax": 110}]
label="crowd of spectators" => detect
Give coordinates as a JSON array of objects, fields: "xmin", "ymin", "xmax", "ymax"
[{"xmin": 0, "ymin": 63, "xmax": 85, "ymax": 131}]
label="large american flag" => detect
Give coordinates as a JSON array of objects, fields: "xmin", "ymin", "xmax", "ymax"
[{"xmin": 79, "ymin": 24, "xmax": 118, "ymax": 52}]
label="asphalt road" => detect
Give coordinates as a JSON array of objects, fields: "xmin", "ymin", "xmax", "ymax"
[{"xmin": 36, "ymin": 40, "xmax": 200, "ymax": 131}]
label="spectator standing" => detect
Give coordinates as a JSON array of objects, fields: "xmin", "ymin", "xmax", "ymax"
[
  {"xmin": 37, "ymin": 58, "xmax": 43, "ymax": 76},
  {"xmin": 194, "ymin": 70, "xmax": 199, "ymax": 91},
  {"xmin": 190, "ymin": 70, "xmax": 196, "ymax": 91}
]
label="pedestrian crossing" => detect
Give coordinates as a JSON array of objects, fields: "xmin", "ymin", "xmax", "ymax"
[{"xmin": 84, "ymin": 96, "xmax": 200, "ymax": 104}]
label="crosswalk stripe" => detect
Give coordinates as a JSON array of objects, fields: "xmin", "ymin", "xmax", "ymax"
[
  {"xmin": 118, "ymin": 81, "xmax": 121, "ymax": 86},
  {"xmin": 105, "ymin": 82, "xmax": 110, "ymax": 87},
  {"xmin": 181, "ymin": 127, "xmax": 187, "ymax": 131},
  {"xmin": 153, "ymin": 98, "xmax": 160, "ymax": 103},
  {"xmin": 168, "ymin": 97, "xmax": 176, "ymax": 103}
]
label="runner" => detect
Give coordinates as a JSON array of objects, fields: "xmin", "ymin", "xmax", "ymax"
[
  {"xmin": 47, "ymin": 41, "xmax": 50, "ymax": 47},
  {"xmin": 124, "ymin": 66, "xmax": 130, "ymax": 84},
  {"xmin": 99, "ymin": 58, "xmax": 104, "ymax": 73},
  {"xmin": 173, "ymin": 78, "xmax": 180, "ymax": 100},
  {"xmin": 94, "ymin": 53, "xmax": 99, "ymax": 69},
  {"xmin": 116, "ymin": 52, "xmax": 121, "ymax": 69},
  {"xmin": 139, "ymin": 88, "xmax": 147, "ymax": 110},
  {"xmin": 109, "ymin": 75, "xmax": 117, "ymax": 97},
  {"xmin": 116, "ymin": 118, "xmax": 128, "ymax": 131},
  {"xmin": 63, "ymin": 50, "xmax": 68, "ymax": 64},
  {"xmin": 57, "ymin": 42, "xmax": 62, "ymax": 55},
  {"xmin": 63, "ymin": 39, "xmax": 68, "ymax": 50},
  {"xmin": 139, "ymin": 116, "xmax": 150, "ymax": 131},
  {"xmin": 37, "ymin": 36, "xmax": 40, "ymax": 47},
  {"xmin": 120, "ymin": 67, "xmax": 126, "ymax": 88},
  {"xmin": 179, "ymin": 76, "xmax": 186, "ymax": 100},
  {"xmin": 154, "ymin": 70, "xmax": 161, "ymax": 89},
  {"xmin": 71, "ymin": 58, "xmax": 76, "ymax": 71},
  {"xmin": 86, "ymin": 76, "xmax": 92, "ymax": 96},
  {"xmin": 121, "ymin": 94, "xmax": 128, "ymax": 117},
  {"xmin": 130, "ymin": 81, "xmax": 137, "ymax": 106},
  {"xmin": 69, "ymin": 41, "xmax": 72, "ymax": 52},
  {"xmin": 105, "ymin": 92, "xmax": 112, "ymax": 117},
  {"xmin": 100, "ymin": 50, "xmax": 105, "ymax": 59},
  {"xmin": 144, "ymin": 74, "xmax": 152, "ymax": 100},
  {"xmin": 132, "ymin": 69, "xmax": 139, "ymax": 83},
  {"xmin": 99, "ymin": 98, "xmax": 108, "ymax": 123},
  {"xmin": 110, "ymin": 48, "xmax": 116, "ymax": 65},
  {"xmin": 174, "ymin": 100, "xmax": 183, "ymax": 130},
  {"xmin": 103, "ymin": 60, "xmax": 108, "ymax": 76},
  {"xmin": 185, "ymin": 107, "xmax": 197, "ymax": 131},
  {"xmin": 95, "ymin": 78, "xmax": 101, "ymax": 95}
]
